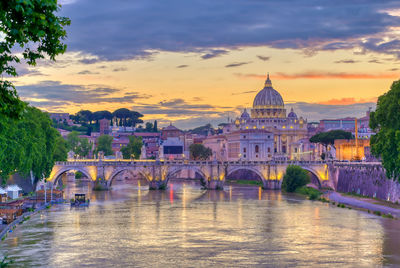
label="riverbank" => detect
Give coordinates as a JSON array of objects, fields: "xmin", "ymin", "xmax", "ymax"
[
  {"xmin": 0, "ymin": 203, "xmax": 50, "ymax": 242},
  {"xmin": 325, "ymin": 191, "xmax": 400, "ymax": 218}
]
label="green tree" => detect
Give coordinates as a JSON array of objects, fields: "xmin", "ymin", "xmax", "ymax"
[
  {"xmin": 113, "ymin": 108, "xmax": 131, "ymax": 126},
  {"xmin": 282, "ymin": 165, "xmax": 310, "ymax": 192},
  {"xmin": 189, "ymin": 144, "xmax": 213, "ymax": 160},
  {"xmin": 309, "ymin": 130, "xmax": 352, "ymax": 148},
  {"xmin": 190, "ymin": 124, "xmax": 214, "ymax": 135},
  {"xmin": 121, "ymin": 136, "xmax": 142, "ymax": 159},
  {"xmin": 53, "ymin": 136, "xmax": 68, "ymax": 161},
  {"xmin": 66, "ymin": 131, "xmax": 80, "ymax": 153},
  {"xmin": 96, "ymin": 135, "xmax": 113, "ymax": 156},
  {"xmin": 370, "ymin": 79, "xmax": 400, "ymax": 180},
  {"xmin": 0, "ymin": 106, "xmax": 60, "ymax": 183},
  {"xmin": 153, "ymin": 120, "xmax": 158, "ymax": 132},
  {"xmin": 76, "ymin": 138, "xmax": 91, "ymax": 158},
  {"xmin": 0, "ymin": 0, "xmax": 70, "ymax": 119},
  {"xmin": 145, "ymin": 122, "xmax": 153, "ymax": 132}
]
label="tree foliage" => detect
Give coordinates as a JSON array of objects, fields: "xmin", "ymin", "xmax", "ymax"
[
  {"xmin": 370, "ymin": 79, "xmax": 400, "ymax": 180},
  {"xmin": 282, "ymin": 165, "xmax": 310, "ymax": 192},
  {"xmin": 189, "ymin": 144, "xmax": 212, "ymax": 160},
  {"xmin": 0, "ymin": 106, "xmax": 61, "ymax": 184},
  {"xmin": 53, "ymin": 136, "xmax": 68, "ymax": 161},
  {"xmin": 96, "ymin": 135, "xmax": 113, "ymax": 156},
  {"xmin": 0, "ymin": 0, "xmax": 70, "ymax": 119},
  {"xmin": 309, "ymin": 130, "xmax": 352, "ymax": 147},
  {"xmin": 121, "ymin": 136, "xmax": 142, "ymax": 159},
  {"xmin": 190, "ymin": 124, "xmax": 214, "ymax": 135},
  {"xmin": 66, "ymin": 131, "xmax": 91, "ymax": 158}
]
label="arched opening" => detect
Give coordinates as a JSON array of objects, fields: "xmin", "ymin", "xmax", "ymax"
[
  {"xmin": 166, "ymin": 168, "xmax": 207, "ymax": 188},
  {"xmin": 226, "ymin": 168, "xmax": 264, "ymax": 186},
  {"xmin": 302, "ymin": 169, "xmax": 322, "ymax": 189},
  {"xmin": 108, "ymin": 169, "xmax": 148, "ymax": 189},
  {"xmin": 50, "ymin": 168, "xmax": 94, "ymax": 200}
]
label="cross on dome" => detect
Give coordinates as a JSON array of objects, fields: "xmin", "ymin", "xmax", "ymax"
[{"xmin": 265, "ymin": 73, "xmax": 272, "ymax": 87}]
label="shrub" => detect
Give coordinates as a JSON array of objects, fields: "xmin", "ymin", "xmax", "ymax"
[
  {"xmin": 295, "ymin": 186, "xmax": 322, "ymax": 200},
  {"xmin": 382, "ymin": 213, "xmax": 394, "ymax": 219},
  {"xmin": 373, "ymin": 211, "xmax": 382, "ymax": 216},
  {"xmin": 282, "ymin": 165, "xmax": 310, "ymax": 192},
  {"xmin": 75, "ymin": 171, "xmax": 83, "ymax": 180}
]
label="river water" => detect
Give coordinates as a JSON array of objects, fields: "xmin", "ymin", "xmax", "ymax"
[{"xmin": 1, "ymin": 179, "xmax": 400, "ymax": 267}]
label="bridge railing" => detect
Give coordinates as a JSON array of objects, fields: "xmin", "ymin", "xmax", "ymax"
[{"xmin": 55, "ymin": 159, "xmax": 331, "ymax": 166}]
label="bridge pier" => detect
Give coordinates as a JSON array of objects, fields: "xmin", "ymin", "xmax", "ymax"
[
  {"xmin": 262, "ymin": 179, "xmax": 281, "ymax": 190},
  {"xmin": 148, "ymin": 179, "xmax": 168, "ymax": 190},
  {"xmin": 93, "ymin": 178, "xmax": 110, "ymax": 191},
  {"xmin": 206, "ymin": 178, "xmax": 224, "ymax": 190}
]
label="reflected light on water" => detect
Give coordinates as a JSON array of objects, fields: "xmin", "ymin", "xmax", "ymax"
[{"xmin": 0, "ymin": 180, "xmax": 399, "ymax": 267}]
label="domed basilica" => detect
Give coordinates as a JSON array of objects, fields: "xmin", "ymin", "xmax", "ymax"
[{"xmin": 204, "ymin": 74, "xmax": 309, "ymax": 161}]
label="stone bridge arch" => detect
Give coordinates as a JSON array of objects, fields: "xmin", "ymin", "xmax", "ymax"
[
  {"xmin": 106, "ymin": 167, "xmax": 149, "ymax": 187},
  {"xmin": 226, "ymin": 166, "xmax": 265, "ymax": 182},
  {"xmin": 166, "ymin": 165, "xmax": 208, "ymax": 185},
  {"xmin": 300, "ymin": 166, "xmax": 322, "ymax": 188},
  {"xmin": 48, "ymin": 165, "xmax": 96, "ymax": 189}
]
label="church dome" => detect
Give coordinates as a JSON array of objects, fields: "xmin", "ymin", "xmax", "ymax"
[
  {"xmin": 252, "ymin": 74, "xmax": 284, "ymax": 109},
  {"xmin": 287, "ymin": 108, "xmax": 297, "ymax": 119},
  {"xmin": 240, "ymin": 108, "xmax": 250, "ymax": 119}
]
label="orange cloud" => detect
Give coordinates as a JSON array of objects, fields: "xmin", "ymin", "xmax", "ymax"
[
  {"xmin": 235, "ymin": 72, "xmax": 399, "ymax": 80},
  {"xmin": 317, "ymin": 97, "xmax": 377, "ymax": 105}
]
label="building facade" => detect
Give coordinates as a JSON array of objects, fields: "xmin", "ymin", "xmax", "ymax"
[{"xmin": 213, "ymin": 74, "xmax": 310, "ymax": 160}]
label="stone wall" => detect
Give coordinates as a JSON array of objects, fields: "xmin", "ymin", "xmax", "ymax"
[{"xmin": 330, "ymin": 163, "xmax": 400, "ymax": 203}]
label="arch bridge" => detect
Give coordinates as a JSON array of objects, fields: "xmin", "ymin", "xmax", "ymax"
[{"xmin": 47, "ymin": 160, "xmax": 330, "ymax": 190}]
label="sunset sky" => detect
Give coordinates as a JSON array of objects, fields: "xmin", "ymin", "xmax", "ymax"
[{"xmin": 13, "ymin": 0, "xmax": 400, "ymax": 129}]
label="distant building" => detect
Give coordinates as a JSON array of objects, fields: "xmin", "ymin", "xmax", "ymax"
[
  {"xmin": 134, "ymin": 132, "xmax": 161, "ymax": 158},
  {"xmin": 334, "ymin": 139, "xmax": 370, "ymax": 161},
  {"xmin": 49, "ymin": 113, "xmax": 73, "ymax": 125},
  {"xmin": 57, "ymin": 128, "xmax": 71, "ymax": 139},
  {"xmin": 203, "ymin": 129, "xmax": 274, "ymax": 161},
  {"xmin": 161, "ymin": 123, "xmax": 183, "ymax": 140},
  {"xmin": 318, "ymin": 109, "xmax": 374, "ymax": 139},
  {"xmin": 206, "ymin": 74, "xmax": 310, "ymax": 161},
  {"xmin": 49, "ymin": 112, "xmax": 69, "ymax": 122},
  {"xmin": 99, "ymin": 118, "xmax": 110, "ymax": 135},
  {"xmin": 159, "ymin": 137, "xmax": 185, "ymax": 160}
]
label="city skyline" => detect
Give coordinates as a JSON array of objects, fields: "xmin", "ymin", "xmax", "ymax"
[{"xmin": 13, "ymin": 0, "xmax": 400, "ymax": 128}]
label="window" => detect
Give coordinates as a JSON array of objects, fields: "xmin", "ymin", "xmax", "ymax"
[
  {"xmin": 243, "ymin": 154, "xmax": 246, "ymax": 158},
  {"xmin": 295, "ymin": 148, "xmax": 298, "ymax": 153},
  {"xmin": 255, "ymin": 145, "xmax": 259, "ymax": 153},
  {"xmin": 267, "ymin": 147, "xmax": 271, "ymax": 153},
  {"xmin": 243, "ymin": 147, "xmax": 247, "ymax": 153}
]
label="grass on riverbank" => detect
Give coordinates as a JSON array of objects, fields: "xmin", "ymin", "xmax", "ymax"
[
  {"xmin": 342, "ymin": 192, "xmax": 400, "ymax": 209},
  {"xmin": 227, "ymin": 180, "xmax": 263, "ymax": 186},
  {"xmin": 295, "ymin": 186, "xmax": 322, "ymax": 200}
]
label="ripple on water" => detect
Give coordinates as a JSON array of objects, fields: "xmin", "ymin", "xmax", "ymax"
[{"xmin": 1, "ymin": 182, "xmax": 400, "ymax": 267}]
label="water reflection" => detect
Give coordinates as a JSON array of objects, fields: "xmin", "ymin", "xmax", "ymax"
[{"xmin": 1, "ymin": 178, "xmax": 400, "ymax": 267}]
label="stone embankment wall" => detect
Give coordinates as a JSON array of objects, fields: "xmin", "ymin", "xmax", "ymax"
[{"xmin": 329, "ymin": 163, "xmax": 400, "ymax": 203}]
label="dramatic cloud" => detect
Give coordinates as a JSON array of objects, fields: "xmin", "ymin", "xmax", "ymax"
[
  {"xmin": 235, "ymin": 72, "xmax": 399, "ymax": 80},
  {"xmin": 112, "ymin": 67, "xmax": 128, "ymax": 72},
  {"xmin": 317, "ymin": 97, "xmax": 377, "ymax": 105},
  {"xmin": 286, "ymin": 102, "xmax": 376, "ymax": 122},
  {"xmin": 225, "ymin": 62, "xmax": 251, "ymax": 68},
  {"xmin": 77, "ymin": 70, "xmax": 99, "ymax": 75},
  {"xmin": 334, "ymin": 59, "xmax": 359, "ymax": 64},
  {"xmin": 201, "ymin": 49, "xmax": 229, "ymax": 60},
  {"xmin": 257, "ymin": 55, "xmax": 270, "ymax": 61},
  {"xmin": 231, "ymin": 90, "xmax": 258, "ymax": 96},
  {"xmin": 17, "ymin": 81, "xmax": 150, "ymax": 105},
  {"xmin": 60, "ymin": 1, "xmax": 400, "ymax": 61}
]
